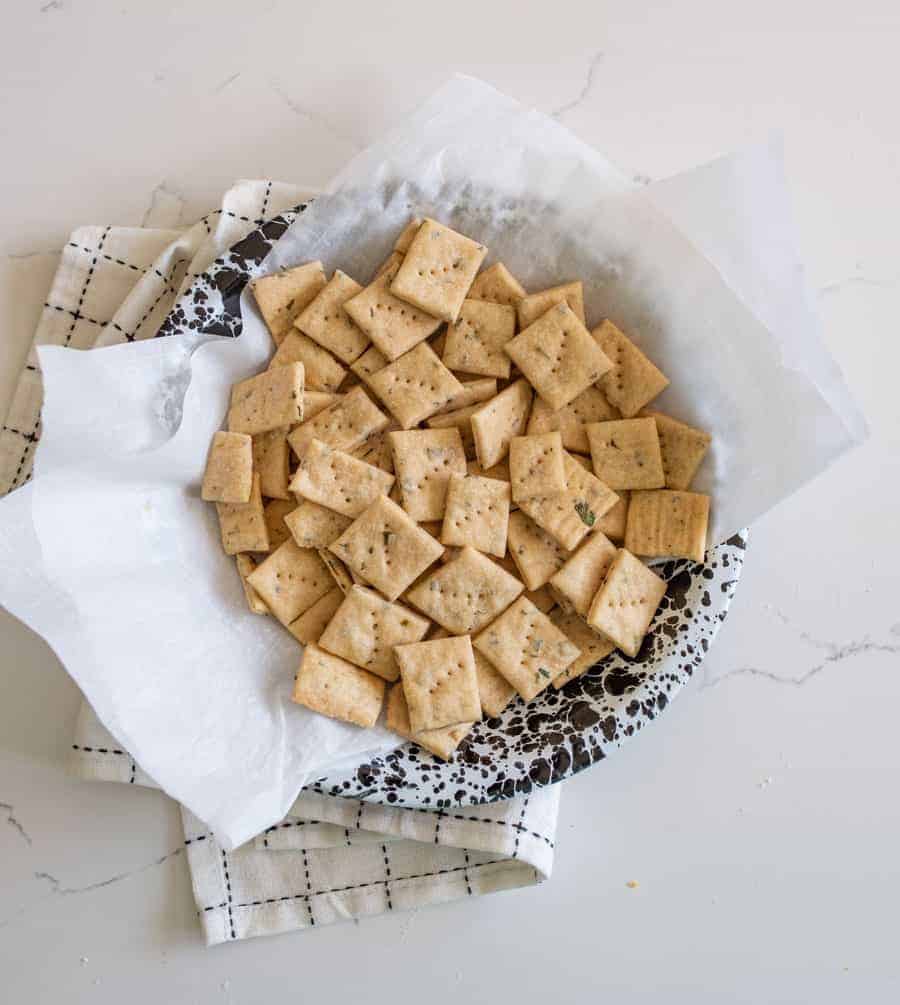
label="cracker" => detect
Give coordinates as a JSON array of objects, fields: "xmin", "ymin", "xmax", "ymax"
[
  {"xmin": 289, "ymin": 439, "xmax": 395, "ymax": 517},
  {"xmin": 269, "ymin": 329, "xmax": 346, "ymax": 392},
  {"xmin": 596, "ymin": 490, "xmax": 629, "ymax": 542},
  {"xmin": 287, "ymin": 587, "xmax": 344, "ymax": 645},
  {"xmin": 292, "ymin": 644, "xmax": 385, "ymax": 728},
  {"xmin": 393, "ymin": 217, "xmax": 424, "ymax": 254},
  {"xmin": 252, "ymin": 427, "xmax": 291, "ymax": 500},
  {"xmin": 330, "ymin": 494, "xmax": 444, "ymax": 602},
  {"xmin": 509, "ymin": 432, "xmax": 566, "ymax": 502},
  {"xmin": 351, "ymin": 431, "xmax": 395, "ymax": 473},
  {"xmin": 235, "ymin": 554, "xmax": 269, "ymax": 615},
  {"xmin": 387, "ymin": 428, "xmax": 467, "ymax": 522},
  {"xmin": 319, "ymin": 585, "xmax": 431, "ymax": 682},
  {"xmin": 247, "ymin": 539, "xmax": 333, "ymax": 626},
  {"xmin": 506, "ymin": 510, "xmax": 569, "ymax": 590},
  {"xmin": 624, "ymin": 489, "xmax": 710, "ymax": 563},
  {"xmin": 427, "ymin": 402, "xmax": 480, "ymax": 458},
  {"xmin": 549, "ymin": 530, "xmax": 618, "ymax": 617},
  {"xmin": 470, "ymin": 378, "xmax": 532, "ymax": 469},
  {"xmin": 644, "ymin": 411, "xmax": 711, "ymax": 490},
  {"xmin": 390, "ymin": 219, "xmax": 487, "ymax": 323},
  {"xmin": 435, "ymin": 377, "xmax": 498, "ymax": 415},
  {"xmin": 526, "ymin": 386, "xmax": 618, "ymax": 454},
  {"xmin": 405, "ymin": 546, "xmax": 523, "ymax": 635},
  {"xmin": 385, "ymin": 682, "xmax": 472, "ymax": 761},
  {"xmin": 440, "ymin": 473, "xmax": 510, "ymax": 558},
  {"xmin": 586, "ymin": 417, "xmax": 665, "ymax": 490},
  {"xmin": 395, "ymin": 635, "xmax": 481, "ymax": 732},
  {"xmin": 593, "ymin": 320, "xmax": 669, "ymax": 417},
  {"xmin": 284, "ymin": 500, "xmax": 353, "ymax": 549},
  {"xmin": 217, "ymin": 473, "xmax": 270, "ymax": 555},
  {"xmin": 294, "ymin": 269, "xmax": 369, "ymax": 365},
  {"xmin": 350, "ymin": 345, "xmax": 388, "ymax": 388},
  {"xmin": 549, "ymin": 609, "xmax": 616, "ymax": 689},
  {"xmin": 586, "ymin": 548, "xmax": 667, "ymax": 658},
  {"xmin": 343, "ymin": 254, "xmax": 442, "ymax": 362},
  {"xmin": 303, "ymin": 391, "xmax": 342, "ymax": 420},
  {"xmin": 287, "ymin": 386, "xmax": 389, "ymax": 461},
  {"xmin": 368, "ymin": 342, "xmax": 464, "ymax": 429},
  {"xmin": 442, "ymin": 299, "xmax": 516, "ymax": 379},
  {"xmin": 504, "ymin": 303, "xmax": 612, "ymax": 411},
  {"xmin": 473, "ymin": 596, "xmax": 579, "ymax": 702},
  {"xmin": 202, "ymin": 431, "xmax": 252, "ymax": 503},
  {"xmin": 516, "ymin": 281, "xmax": 585, "ymax": 329},
  {"xmin": 518, "ymin": 452, "xmax": 619, "ymax": 552},
  {"xmin": 263, "ymin": 498, "xmax": 296, "ymax": 551},
  {"xmin": 467, "ymin": 262, "xmax": 527, "ymax": 308},
  {"xmin": 228, "ymin": 363, "xmax": 304, "ymax": 435},
  {"xmin": 252, "ymin": 262, "xmax": 326, "ymax": 345},
  {"xmin": 474, "ymin": 649, "xmax": 517, "ymax": 718},
  {"xmin": 318, "ymin": 548, "xmax": 354, "ymax": 593}
]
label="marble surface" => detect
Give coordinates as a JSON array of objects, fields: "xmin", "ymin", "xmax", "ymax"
[{"xmin": 1, "ymin": 1, "xmax": 898, "ymax": 1001}]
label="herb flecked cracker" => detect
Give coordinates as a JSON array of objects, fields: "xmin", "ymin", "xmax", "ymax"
[
  {"xmin": 295, "ymin": 269, "xmax": 369, "ymax": 365},
  {"xmin": 246, "ymin": 539, "xmax": 333, "ymax": 626},
  {"xmin": 368, "ymin": 342, "xmax": 465, "ymax": 429},
  {"xmin": 549, "ymin": 529, "xmax": 618, "ymax": 617},
  {"xmin": 440, "ymin": 473, "xmax": 510, "ymax": 558},
  {"xmin": 202, "ymin": 431, "xmax": 252, "ymax": 504},
  {"xmin": 467, "ymin": 262, "xmax": 527, "ymax": 308},
  {"xmin": 252, "ymin": 261, "xmax": 326, "ymax": 345},
  {"xmin": 405, "ymin": 545, "xmax": 523, "ymax": 635},
  {"xmin": 506, "ymin": 509, "xmax": 569, "ymax": 590},
  {"xmin": 385, "ymin": 682, "xmax": 472, "ymax": 761},
  {"xmin": 269, "ymin": 329, "xmax": 346, "ymax": 392},
  {"xmin": 442, "ymin": 299, "xmax": 516, "ymax": 379},
  {"xmin": 549, "ymin": 609, "xmax": 616, "ymax": 689},
  {"xmin": 319, "ymin": 584, "xmax": 430, "ymax": 682},
  {"xmin": 470, "ymin": 378, "xmax": 532, "ymax": 469},
  {"xmin": 228, "ymin": 363, "xmax": 304, "ymax": 435},
  {"xmin": 586, "ymin": 417, "xmax": 665, "ymax": 491},
  {"xmin": 593, "ymin": 320, "xmax": 669, "ymax": 418},
  {"xmin": 289, "ymin": 439, "xmax": 395, "ymax": 517},
  {"xmin": 509, "ymin": 432, "xmax": 567, "ymax": 502},
  {"xmin": 644, "ymin": 411, "xmax": 711, "ymax": 490},
  {"xmin": 586, "ymin": 548, "xmax": 667, "ymax": 658},
  {"xmin": 292, "ymin": 644, "xmax": 385, "ymax": 728},
  {"xmin": 329, "ymin": 494, "xmax": 444, "ymax": 601},
  {"xmin": 624, "ymin": 489, "xmax": 710, "ymax": 563},
  {"xmin": 389, "ymin": 427, "xmax": 467, "ymax": 521},
  {"xmin": 395, "ymin": 635, "xmax": 482, "ymax": 732},
  {"xmin": 287, "ymin": 386, "xmax": 389, "ymax": 461},
  {"xmin": 216, "ymin": 473, "xmax": 269, "ymax": 555},
  {"xmin": 284, "ymin": 500, "xmax": 352, "ymax": 549},
  {"xmin": 516, "ymin": 281, "xmax": 585, "ymax": 329},
  {"xmin": 473, "ymin": 595, "xmax": 580, "ymax": 702}
]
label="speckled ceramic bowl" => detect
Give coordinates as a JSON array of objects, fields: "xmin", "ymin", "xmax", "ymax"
[{"xmin": 158, "ymin": 206, "xmax": 747, "ymax": 810}]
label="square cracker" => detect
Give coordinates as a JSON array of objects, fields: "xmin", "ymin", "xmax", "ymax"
[
  {"xmin": 292, "ymin": 644, "xmax": 385, "ymax": 728},
  {"xmin": 441, "ymin": 473, "xmax": 510, "ymax": 559},
  {"xmin": 295, "ymin": 269, "xmax": 369, "ymax": 365},
  {"xmin": 427, "ymin": 402, "xmax": 480, "ymax": 459},
  {"xmin": 264, "ymin": 498, "xmax": 296, "ymax": 551},
  {"xmin": 252, "ymin": 262, "xmax": 326, "ymax": 345},
  {"xmin": 509, "ymin": 432, "xmax": 566, "ymax": 503},
  {"xmin": 393, "ymin": 217, "xmax": 423, "ymax": 254},
  {"xmin": 436, "ymin": 377, "xmax": 497, "ymax": 415},
  {"xmin": 319, "ymin": 585, "xmax": 430, "ymax": 682},
  {"xmin": 505, "ymin": 303, "xmax": 612, "ymax": 412},
  {"xmin": 390, "ymin": 219, "xmax": 487, "ymax": 323},
  {"xmin": 217, "ymin": 473, "xmax": 269, "ymax": 555},
  {"xmin": 269, "ymin": 329, "xmax": 346, "ymax": 392},
  {"xmin": 389, "ymin": 428, "xmax": 467, "ymax": 521},
  {"xmin": 516, "ymin": 281, "xmax": 585, "ymax": 329},
  {"xmin": 586, "ymin": 417, "xmax": 665, "ymax": 490},
  {"xmin": 549, "ymin": 609, "xmax": 616, "ymax": 689},
  {"xmin": 624, "ymin": 489, "xmax": 710, "ymax": 563},
  {"xmin": 385, "ymin": 682, "xmax": 472, "ymax": 761},
  {"xmin": 247, "ymin": 539, "xmax": 333, "ymax": 626},
  {"xmin": 252, "ymin": 427, "xmax": 291, "ymax": 500},
  {"xmin": 596, "ymin": 490, "xmax": 629, "ymax": 542},
  {"xmin": 289, "ymin": 439, "xmax": 395, "ymax": 517},
  {"xmin": 474, "ymin": 649, "xmax": 517, "ymax": 718},
  {"xmin": 467, "ymin": 262, "xmax": 527, "ymax": 308},
  {"xmin": 518, "ymin": 452, "xmax": 619, "ymax": 552},
  {"xmin": 587, "ymin": 548, "xmax": 667, "ymax": 658},
  {"xmin": 470, "ymin": 378, "xmax": 533, "ymax": 469},
  {"xmin": 473, "ymin": 595, "xmax": 580, "ymax": 703},
  {"xmin": 526, "ymin": 386, "xmax": 618, "ymax": 454},
  {"xmin": 287, "ymin": 386, "xmax": 389, "ymax": 461},
  {"xmin": 202, "ymin": 431, "xmax": 252, "ymax": 503},
  {"xmin": 549, "ymin": 529, "xmax": 618, "ymax": 617},
  {"xmin": 228, "ymin": 363, "xmax": 304, "ymax": 435},
  {"xmin": 368, "ymin": 342, "xmax": 464, "ymax": 429},
  {"xmin": 235, "ymin": 554, "xmax": 269, "ymax": 615},
  {"xmin": 288, "ymin": 587, "xmax": 344, "ymax": 644},
  {"xmin": 343, "ymin": 254, "xmax": 442, "ymax": 362},
  {"xmin": 350, "ymin": 344, "xmax": 388, "ymax": 388},
  {"xmin": 284, "ymin": 500, "xmax": 352, "ymax": 549},
  {"xmin": 330, "ymin": 494, "xmax": 444, "ymax": 602},
  {"xmin": 593, "ymin": 320, "xmax": 669, "ymax": 418},
  {"xmin": 405, "ymin": 546, "xmax": 523, "ymax": 635},
  {"xmin": 395, "ymin": 635, "xmax": 481, "ymax": 732},
  {"xmin": 644, "ymin": 411, "xmax": 711, "ymax": 490},
  {"xmin": 442, "ymin": 299, "xmax": 516, "ymax": 379},
  {"xmin": 506, "ymin": 510, "xmax": 569, "ymax": 590}
]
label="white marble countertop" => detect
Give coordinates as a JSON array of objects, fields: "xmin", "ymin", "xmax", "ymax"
[{"xmin": 2, "ymin": 2, "xmax": 898, "ymax": 1001}]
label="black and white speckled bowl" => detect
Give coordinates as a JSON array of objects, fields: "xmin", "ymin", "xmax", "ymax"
[{"xmin": 158, "ymin": 206, "xmax": 747, "ymax": 810}]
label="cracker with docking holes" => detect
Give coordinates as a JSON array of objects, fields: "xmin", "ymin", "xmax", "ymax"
[
  {"xmin": 228, "ymin": 363, "xmax": 304, "ymax": 435},
  {"xmin": 442, "ymin": 299, "xmax": 516, "ymax": 379},
  {"xmin": 440, "ymin": 473, "xmax": 511, "ymax": 558},
  {"xmin": 289, "ymin": 439, "xmax": 395, "ymax": 518},
  {"xmin": 269, "ymin": 329, "xmax": 346, "ymax": 392},
  {"xmin": 395, "ymin": 635, "xmax": 481, "ymax": 732},
  {"xmin": 385, "ymin": 682, "xmax": 473, "ymax": 761},
  {"xmin": 246, "ymin": 539, "xmax": 333, "ymax": 626},
  {"xmin": 624, "ymin": 489, "xmax": 710, "ymax": 563},
  {"xmin": 586, "ymin": 548, "xmax": 667, "ymax": 658},
  {"xmin": 252, "ymin": 262, "xmax": 326, "ymax": 345},
  {"xmin": 509, "ymin": 432, "xmax": 567, "ymax": 503},
  {"xmin": 368, "ymin": 342, "xmax": 465, "ymax": 430},
  {"xmin": 295, "ymin": 269, "xmax": 369, "ymax": 365},
  {"xmin": 292, "ymin": 644, "xmax": 385, "ymax": 728},
  {"xmin": 287, "ymin": 386, "xmax": 389, "ymax": 462},
  {"xmin": 586, "ymin": 417, "xmax": 665, "ymax": 491},
  {"xmin": 516, "ymin": 281, "xmax": 585, "ymax": 329},
  {"xmin": 593, "ymin": 320, "xmax": 669, "ymax": 418},
  {"xmin": 468, "ymin": 262, "xmax": 527, "ymax": 308}
]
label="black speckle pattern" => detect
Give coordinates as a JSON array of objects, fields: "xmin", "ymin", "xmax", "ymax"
[{"xmin": 154, "ymin": 209, "xmax": 748, "ymax": 811}]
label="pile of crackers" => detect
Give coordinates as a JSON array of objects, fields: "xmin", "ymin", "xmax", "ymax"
[{"xmin": 201, "ymin": 217, "xmax": 712, "ymax": 760}]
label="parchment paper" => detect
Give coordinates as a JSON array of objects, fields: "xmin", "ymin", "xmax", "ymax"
[{"xmin": 0, "ymin": 77, "xmax": 864, "ymax": 849}]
